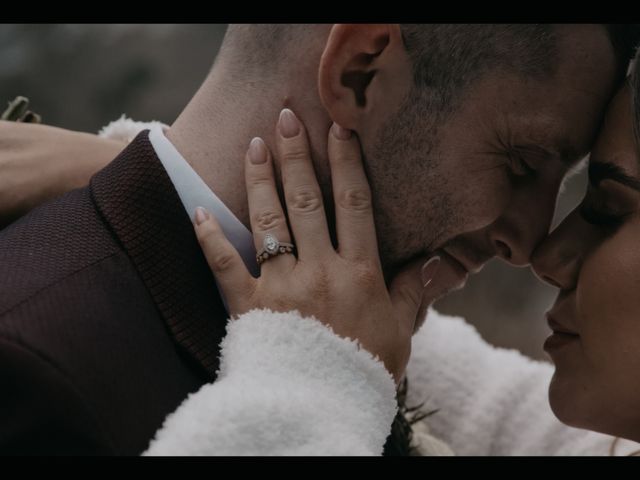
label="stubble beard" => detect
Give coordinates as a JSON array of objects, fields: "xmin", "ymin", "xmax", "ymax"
[{"xmin": 366, "ymin": 90, "xmax": 463, "ymax": 284}]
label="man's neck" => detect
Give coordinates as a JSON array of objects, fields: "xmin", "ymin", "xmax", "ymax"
[
  {"xmin": 166, "ymin": 73, "xmax": 330, "ymax": 231},
  {"xmin": 166, "ymin": 79, "xmax": 260, "ymax": 230}
]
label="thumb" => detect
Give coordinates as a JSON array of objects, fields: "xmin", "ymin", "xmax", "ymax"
[{"xmin": 389, "ymin": 256, "xmax": 441, "ymax": 333}]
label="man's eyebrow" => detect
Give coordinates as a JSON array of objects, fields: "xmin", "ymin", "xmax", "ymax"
[{"xmin": 588, "ymin": 161, "xmax": 640, "ymax": 191}]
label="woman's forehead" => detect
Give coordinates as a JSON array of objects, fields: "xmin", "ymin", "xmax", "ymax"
[{"xmin": 591, "ymin": 84, "xmax": 640, "ymax": 176}]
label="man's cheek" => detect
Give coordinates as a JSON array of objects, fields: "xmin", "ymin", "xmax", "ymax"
[{"xmin": 458, "ymin": 181, "xmax": 511, "ymax": 234}]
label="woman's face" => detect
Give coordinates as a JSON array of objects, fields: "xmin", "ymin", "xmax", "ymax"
[{"xmin": 532, "ymin": 82, "xmax": 640, "ymax": 442}]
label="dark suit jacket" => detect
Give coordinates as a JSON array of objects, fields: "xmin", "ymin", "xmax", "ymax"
[{"xmin": 0, "ymin": 130, "xmax": 230, "ymax": 455}]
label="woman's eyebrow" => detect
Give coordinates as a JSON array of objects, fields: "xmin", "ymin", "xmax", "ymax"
[{"xmin": 589, "ymin": 161, "xmax": 640, "ymax": 191}]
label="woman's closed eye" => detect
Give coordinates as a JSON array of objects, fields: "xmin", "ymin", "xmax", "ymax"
[
  {"xmin": 579, "ymin": 202, "xmax": 628, "ymax": 228},
  {"xmin": 580, "ymin": 161, "xmax": 640, "ymax": 230}
]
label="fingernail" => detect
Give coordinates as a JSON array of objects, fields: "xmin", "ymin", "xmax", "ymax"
[
  {"xmin": 194, "ymin": 206, "xmax": 210, "ymax": 226},
  {"xmin": 248, "ymin": 137, "xmax": 268, "ymax": 165},
  {"xmin": 331, "ymin": 122, "xmax": 352, "ymax": 140},
  {"xmin": 278, "ymin": 108, "xmax": 300, "ymax": 138},
  {"xmin": 421, "ymin": 256, "xmax": 441, "ymax": 288}
]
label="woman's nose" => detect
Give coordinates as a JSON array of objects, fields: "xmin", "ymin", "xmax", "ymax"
[{"xmin": 531, "ymin": 210, "xmax": 584, "ymax": 290}]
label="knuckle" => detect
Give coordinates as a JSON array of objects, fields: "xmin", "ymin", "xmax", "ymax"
[
  {"xmin": 282, "ymin": 147, "xmax": 309, "ymax": 164},
  {"xmin": 209, "ymin": 250, "xmax": 236, "ymax": 273},
  {"xmin": 337, "ymin": 186, "xmax": 372, "ymax": 212},
  {"xmin": 288, "ymin": 186, "xmax": 323, "ymax": 214},
  {"xmin": 253, "ymin": 208, "xmax": 286, "ymax": 231},
  {"xmin": 248, "ymin": 171, "xmax": 274, "ymax": 188}
]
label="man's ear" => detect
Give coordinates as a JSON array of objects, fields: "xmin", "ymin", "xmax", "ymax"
[{"xmin": 318, "ymin": 24, "xmax": 410, "ymax": 130}]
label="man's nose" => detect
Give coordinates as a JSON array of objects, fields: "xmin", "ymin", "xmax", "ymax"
[
  {"xmin": 489, "ymin": 223, "xmax": 545, "ymax": 266},
  {"xmin": 488, "ymin": 189, "xmax": 556, "ymax": 267}
]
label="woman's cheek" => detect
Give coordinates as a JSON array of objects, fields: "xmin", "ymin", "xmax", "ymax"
[{"xmin": 576, "ymin": 221, "xmax": 640, "ymax": 370}]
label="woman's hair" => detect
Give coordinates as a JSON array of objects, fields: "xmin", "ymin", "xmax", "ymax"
[{"xmin": 631, "ymin": 47, "xmax": 640, "ymax": 153}]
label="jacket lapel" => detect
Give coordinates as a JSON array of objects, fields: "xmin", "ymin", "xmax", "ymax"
[{"xmin": 90, "ymin": 130, "xmax": 227, "ymax": 380}]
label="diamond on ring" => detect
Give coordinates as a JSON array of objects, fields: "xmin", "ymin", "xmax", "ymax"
[
  {"xmin": 256, "ymin": 233, "xmax": 296, "ymax": 266},
  {"xmin": 264, "ymin": 234, "xmax": 279, "ymax": 254}
]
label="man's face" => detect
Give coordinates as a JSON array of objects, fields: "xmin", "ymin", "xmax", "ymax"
[{"xmin": 361, "ymin": 25, "xmax": 619, "ymax": 300}]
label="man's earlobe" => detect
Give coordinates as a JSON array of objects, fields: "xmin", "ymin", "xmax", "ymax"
[{"xmin": 318, "ymin": 24, "xmax": 397, "ymax": 129}]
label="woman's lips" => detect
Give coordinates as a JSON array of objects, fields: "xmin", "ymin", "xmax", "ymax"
[
  {"xmin": 546, "ymin": 314, "xmax": 579, "ymax": 336},
  {"xmin": 544, "ymin": 315, "xmax": 579, "ymax": 353},
  {"xmin": 543, "ymin": 332, "xmax": 580, "ymax": 352}
]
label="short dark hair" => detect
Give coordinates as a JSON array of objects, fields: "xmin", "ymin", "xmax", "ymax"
[
  {"xmin": 222, "ymin": 25, "xmax": 640, "ymax": 85},
  {"xmin": 400, "ymin": 24, "xmax": 640, "ymax": 120},
  {"xmin": 219, "ymin": 24, "xmax": 312, "ymax": 73},
  {"xmin": 604, "ymin": 24, "xmax": 640, "ymax": 77},
  {"xmin": 220, "ymin": 24, "xmax": 640, "ymax": 127},
  {"xmin": 603, "ymin": 25, "xmax": 640, "ymax": 151},
  {"xmin": 401, "ymin": 25, "xmax": 555, "ymax": 107}
]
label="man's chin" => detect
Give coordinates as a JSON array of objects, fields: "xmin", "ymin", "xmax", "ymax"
[
  {"xmin": 412, "ymin": 251, "xmax": 470, "ymax": 334},
  {"xmin": 427, "ymin": 249, "xmax": 470, "ymax": 297}
]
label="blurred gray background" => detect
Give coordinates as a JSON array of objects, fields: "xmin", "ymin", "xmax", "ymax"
[{"xmin": 0, "ymin": 24, "xmax": 590, "ymax": 361}]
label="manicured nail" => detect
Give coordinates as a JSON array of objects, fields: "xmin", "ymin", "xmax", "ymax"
[
  {"xmin": 331, "ymin": 122, "xmax": 352, "ymax": 140},
  {"xmin": 194, "ymin": 206, "xmax": 210, "ymax": 226},
  {"xmin": 248, "ymin": 137, "xmax": 268, "ymax": 165},
  {"xmin": 421, "ymin": 256, "xmax": 441, "ymax": 288},
  {"xmin": 278, "ymin": 108, "xmax": 300, "ymax": 138}
]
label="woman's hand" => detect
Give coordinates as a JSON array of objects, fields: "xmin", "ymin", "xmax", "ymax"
[
  {"xmin": 193, "ymin": 109, "xmax": 439, "ymax": 384},
  {"xmin": 0, "ymin": 121, "xmax": 126, "ymax": 229}
]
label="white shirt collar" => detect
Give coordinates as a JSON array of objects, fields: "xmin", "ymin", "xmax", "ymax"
[{"xmin": 148, "ymin": 126, "xmax": 259, "ymax": 313}]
